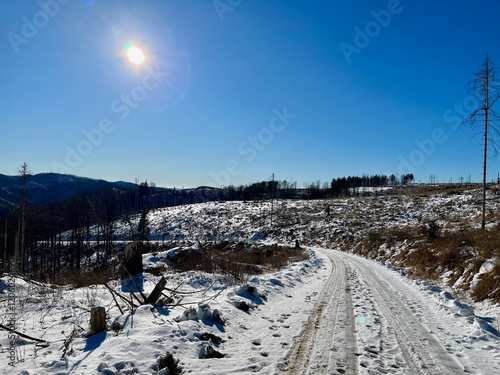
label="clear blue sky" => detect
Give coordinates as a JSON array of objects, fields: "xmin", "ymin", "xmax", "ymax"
[{"xmin": 1, "ymin": 0, "xmax": 500, "ymax": 187}]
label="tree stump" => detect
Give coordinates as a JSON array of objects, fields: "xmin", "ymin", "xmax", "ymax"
[
  {"xmin": 89, "ymin": 306, "xmax": 107, "ymax": 335},
  {"xmin": 121, "ymin": 241, "xmax": 144, "ymax": 280}
]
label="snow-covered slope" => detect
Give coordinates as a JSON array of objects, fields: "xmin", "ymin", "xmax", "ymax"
[
  {"xmin": 2, "ymin": 187, "xmax": 499, "ymax": 374},
  {"xmin": 1, "ymin": 247, "xmax": 499, "ymax": 374},
  {"xmin": 0, "ymin": 250, "xmax": 329, "ymax": 374}
]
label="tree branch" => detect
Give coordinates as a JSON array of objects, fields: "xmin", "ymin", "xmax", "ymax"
[{"xmin": 0, "ymin": 323, "xmax": 48, "ymax": 344}]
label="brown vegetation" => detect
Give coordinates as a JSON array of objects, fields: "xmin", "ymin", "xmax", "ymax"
[
  {"xmin": 56, "ymin": 269, "xmax": 113, "ymax": 287},
  {"xmin": 168, "ymin": 245, "xmax": 308, "ymax": 281},
  {"xmin": 353, "ymin": 221, "xmax": 499, "ymax": 300},
  {"xmin": 472, "ymin": 261, "xmax": 500, "ymax": 303}
]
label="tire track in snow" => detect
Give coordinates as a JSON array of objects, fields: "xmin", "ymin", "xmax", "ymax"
[
  {"xmin": 341, "ymin": 251, "xmax": 466, "ymax": 375},
  {"xmin": 279, "ymin": 249, "xmax": 358, "ymax": 374}
]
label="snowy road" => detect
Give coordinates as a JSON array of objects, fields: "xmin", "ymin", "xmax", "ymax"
[
  {"xmin": 281, "ymin": 249, "xmax": 358, "ymax": 374},
  {"xmin": 281, "ymin": 249, "xmax": 500, "ymax": 375}
]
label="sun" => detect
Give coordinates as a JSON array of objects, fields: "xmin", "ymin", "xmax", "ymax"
[{"xmin": 126, "ymin": 45, "xmax": 145, "ymax": 65}]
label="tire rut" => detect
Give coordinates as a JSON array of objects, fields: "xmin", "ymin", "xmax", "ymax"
[
  {"xmin": 344, "ymin": 254, "xmax": 466, "ymax": 375},
  {"xmin": 279, "ymin": 250, "xmax": 358, "ymax": 374}
]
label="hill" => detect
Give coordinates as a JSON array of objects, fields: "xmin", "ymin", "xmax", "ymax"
[{"xmin": 0, "ymin": 173, "xmax": 137, "ymax": 216}]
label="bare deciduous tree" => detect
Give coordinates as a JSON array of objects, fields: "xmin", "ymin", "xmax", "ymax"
[{"xmin": 462, "ymin": 54, "xmax": 500, "ymax": 229}]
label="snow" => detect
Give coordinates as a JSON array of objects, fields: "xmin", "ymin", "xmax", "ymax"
[
  {"xmin": 1, "ymin": 247, "xmax": 499, "ymax": 374},
  {"xmin": 0, "ymin": 250, "xmax": 331, "ymax": 374},
  {"xmin": 470, "ymin": 259, "xmax": 496, "ymax": 290},
  {"xmin": 1, "ymin": 189, "xmax": 500, "ymax": 373}
]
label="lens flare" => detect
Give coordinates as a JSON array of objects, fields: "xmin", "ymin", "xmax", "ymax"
[{"xmin": 125, "ymin": 44, "xmax": 145, "ymax": 65}]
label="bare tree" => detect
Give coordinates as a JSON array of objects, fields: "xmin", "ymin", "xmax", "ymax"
[
  {"xmin": 462, "ymin": 54, "xmax": 500, "ymax": 229},
  {"xmin": 17, "ymin": 162, "xmax": 31, "ymax": 273}
]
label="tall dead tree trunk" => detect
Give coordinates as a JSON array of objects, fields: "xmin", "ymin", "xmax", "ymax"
[
  {"xmin": 121, "ymin": 241, "xmax": 144, "ymax": 280},
  {"xmin": 462, "ymin": 54, "xmax": 500, "ymax": 229},
  {"xmin": 17, "ymin": 162, "xmax": 31, "ymax": 274},
  {"xmin": 1, "ymin": 219, "xmax": 7, "ymax": 271}
]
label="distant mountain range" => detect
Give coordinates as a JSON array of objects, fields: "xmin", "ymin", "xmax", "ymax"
[
  {"xmin": 0, "ymin": 173, "xmax": 225, "ymax": 217},
  {"xmin": 0, "ymin": 173, "xmax": 138, "ymax": 215}
]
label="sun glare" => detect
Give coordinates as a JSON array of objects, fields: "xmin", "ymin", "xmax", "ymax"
[{"xmin": 126, "ymin": 45, "xmax": 145, "ymax": 65}]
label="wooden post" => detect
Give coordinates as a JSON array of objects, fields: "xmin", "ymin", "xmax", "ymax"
[{"xmin": 89, "ymin": 306, "xmax": 106, "ymax": 335}]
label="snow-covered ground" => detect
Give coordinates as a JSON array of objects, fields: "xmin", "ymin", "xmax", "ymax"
[
  {"xmin": 1, "ymin": 247, "xmax": 499, "ymax": 374},
  {"xmin": 1, "ymin": 188, "xmax": 500, "ymax": 374},
  {"xmin": 0, "ymin": 249, "xmax": 329, "ymax": 374}
]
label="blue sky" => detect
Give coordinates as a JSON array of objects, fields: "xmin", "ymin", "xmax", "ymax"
[{"xmin": 1, "ymin": 0, "xmax": 500, "ymax": 187}]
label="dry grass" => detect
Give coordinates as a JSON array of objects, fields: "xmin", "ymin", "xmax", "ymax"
[
  {"xmin": 356, "ymin": 226, "xmax": 421, "ymax": 257},
  {"xmin": 399, "ymin": 226, "xmax": 499, "ymax": 285},
  {"xmin": 401, "ymin": 183, "xmax": 483, "ymax": 197},
  {"xmin": 357, "ymin": 222, "xmax": 500, "ymax": 299},
  {"xmin": 472, "ymin": 261, "xmax": 500, "ymax": 303},
  {"xmin": 56, "ymin": 269, "xmax": 114, "ymax": 287},
  {"xmin": 168, "ymin": 245, "xmax": 308, "ymax": 281}
]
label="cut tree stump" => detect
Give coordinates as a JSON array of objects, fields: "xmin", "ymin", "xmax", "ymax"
[
  {"xmin": 89, "ymin": 306, "xmax": 107, "ymax": 335},
  {"xmin": 121, "ymin": 241, "xmax": 144, "ymax": 280}
]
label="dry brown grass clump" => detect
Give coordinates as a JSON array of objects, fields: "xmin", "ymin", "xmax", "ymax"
[
  {"xmin": 357, "ymin": 222, "xmax": 499, "ymax": 300},
  {"xmin": 402, "ymin": 183, "xmax": 483, "ymax": 197},
  {"xmin": 169, "ymin": 245, "xmax": 308, "ymax": 281},
  {"xmin": 356, "ymin": 226, "xmax": 421, "ymax": 258},
  {"xmin": 472, "ymin": 261, "xmax": 500, "ymax": 303},
  {"xmin": 402, "ymin": 226, "xmax": 499, "ymax": 284},
  {"xmin": 56, "ymin": 269, "xmax": 113, "ymax": 287}
]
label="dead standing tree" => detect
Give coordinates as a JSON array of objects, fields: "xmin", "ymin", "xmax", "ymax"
[
  {"xmin": 462, "ymin": 53, "xmax": 500, "ymax": 229},
  {"xmin": 16, "ymin": 162, "xmax": 31, "ymax": 273}
]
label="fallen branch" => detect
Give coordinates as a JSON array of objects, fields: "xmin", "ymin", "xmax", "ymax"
[
  {"xmin": 0, "ymin": 323, "xmax": 48, "ymax": 344},
  {"xmin": 62, "ymin": 326, "xmax": 82, "ymax": 357},
  {"xmin": 104, "ymin": 283, "xmax": 125, "ymax": 314},
  {"xmin": 104, "ymin": 283, "xmax": 138, "ymax": 309},
  {"xmin": 121, "ymin": 264, "xmax": 148, "ymax": 303},
  {"xmin": 146, "ymin": 277, "xmax": 167, "ymax": 304}
]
